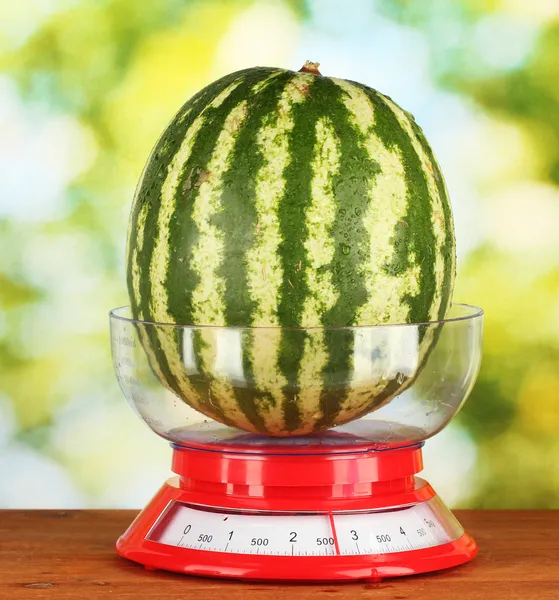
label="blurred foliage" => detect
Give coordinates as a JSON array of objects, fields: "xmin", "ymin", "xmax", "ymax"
[{"xmin": 0, "ymin": 0, "xmax": 558, "ymax": 508}]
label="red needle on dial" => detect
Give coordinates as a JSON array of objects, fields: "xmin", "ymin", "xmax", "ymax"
[{"xmin": 328, "ymin": 513, "xmax": 341, "ymax": 556}]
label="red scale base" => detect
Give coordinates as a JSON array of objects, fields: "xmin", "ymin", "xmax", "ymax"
[{"xmin": 117, "ymin": 442, "xmax": 477, "ymax": 582}]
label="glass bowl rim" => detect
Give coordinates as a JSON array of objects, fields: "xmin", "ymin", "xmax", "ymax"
[{"xmin": 109, "ymin": 302, "xmax": 483, "ymax": 331}]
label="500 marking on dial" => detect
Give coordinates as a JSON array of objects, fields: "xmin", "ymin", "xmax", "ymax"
[{"xmin": 147, "ymin": 499, "xmax": 461, "ymax": 556}]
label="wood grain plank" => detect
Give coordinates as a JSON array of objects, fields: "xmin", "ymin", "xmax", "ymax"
[{"xmin": 0, "ymin": 510, "xmax": 557, "ymax": 599}]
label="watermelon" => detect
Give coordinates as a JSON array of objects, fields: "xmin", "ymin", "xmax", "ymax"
[{"xmin": 126, "ymin": 61, "xmax": 456, "ymax": 436}]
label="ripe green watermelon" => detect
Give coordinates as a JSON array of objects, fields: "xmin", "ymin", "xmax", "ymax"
[{"xmin": 126, "ymin": 62, "xmax": 456, "ymax": 436}]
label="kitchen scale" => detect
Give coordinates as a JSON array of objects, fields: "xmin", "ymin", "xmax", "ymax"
[{"xmin": 110, "ymin": 303, "xmax": 483, "ymax": 581}]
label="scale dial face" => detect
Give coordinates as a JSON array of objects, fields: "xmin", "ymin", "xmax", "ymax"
[{"xmin": 147, "ymin": 496, "xmax": 463, "ymax": 557}]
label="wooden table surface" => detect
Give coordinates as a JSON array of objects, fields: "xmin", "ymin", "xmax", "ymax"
[{"xmin": 0, "ymin": 510, "xmax": 557, "ymax": 599}]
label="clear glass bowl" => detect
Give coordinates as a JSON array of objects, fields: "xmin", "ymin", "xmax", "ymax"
[{"xmin": 109, "ymin": 304, "xmax": 483, "ymax": 451}]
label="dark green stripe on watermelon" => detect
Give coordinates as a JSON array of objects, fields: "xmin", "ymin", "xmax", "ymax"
[
  {"xmin": 239, "ymin": 334, "xmax": 270, "ymax": 433},
  {"xmin": 276, "ymin": 74, "xmax": 326, "ymax": 431},
  {"xmin": 313, "ymin": 328, "xmax": 355, "ymax": 432},
  {"xmin": 213, "ymin": 72, "xmax": 294, "ymax": 432},
  {"xmin": 356, "ymin": 84, "xmax": 437, "ymax": 327},
  {"xmin": 408, "ymin": 118, "xmax": 455, "ymax": 321},
  {"xmin": 216, "ymin": 71, "xmax": 292, "ymax": 326},
  {"xmin": 312, "ymin": 79, "xmax": 386, "ymax": 430},
  {"xmin": 189, "ymin": 329, "xmax": 241, "ymax": 428},
  {"xmin": 321, "ymin": 79, "xmax": 373, "ymax": 327},
  {"xmin": 276, "ymin": 75, "xmax": 319, "ymax": 327}
]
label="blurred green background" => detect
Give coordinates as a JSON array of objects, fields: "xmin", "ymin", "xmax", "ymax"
[{"xmin": 1, "ymin": 0, "xmax": 558, "ymax": 509}]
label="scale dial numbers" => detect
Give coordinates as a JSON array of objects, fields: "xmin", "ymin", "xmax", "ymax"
[
  {"xmin": 151, "ymin": 510, "xmax": 337, "ymax": 556},
  {"xmin": 335, "ymin": 506, "xmax": 446, "ymax": 554},
  {"xmin": 148, "ymin": 498, "xmax": 463, "ymax": 557}
]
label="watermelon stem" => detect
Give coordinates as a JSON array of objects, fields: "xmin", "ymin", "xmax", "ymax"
[{"xmin": 299, "ymin": 61, "xmax": 321, "ymax": 75}]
